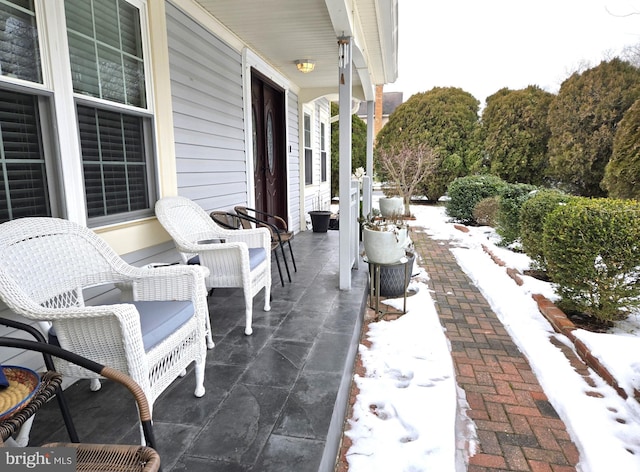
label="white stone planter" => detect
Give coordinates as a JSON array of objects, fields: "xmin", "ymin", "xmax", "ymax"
[
  {"xmin": 362, "ymin": 226, "xmax": 410, "ymax": 264},
  {"xmin": 378, "ymin": 197, "xmax": 404, "ymax": 217}
]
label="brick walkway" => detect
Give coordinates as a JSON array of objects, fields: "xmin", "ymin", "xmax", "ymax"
[{"xmin": 413, "ymin": 229, "xmax": 580, "ymax": 472}]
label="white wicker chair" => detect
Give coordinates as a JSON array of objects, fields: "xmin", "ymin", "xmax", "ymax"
[
  {"xmin": 155, "ymin": 196, "xmax": 272, "ymax": 336},
  {"xmin": 0, "ymin": 217, "xmax": 210, "ymax": 414}
]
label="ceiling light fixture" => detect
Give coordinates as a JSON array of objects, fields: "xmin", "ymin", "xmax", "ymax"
[{"xmin": 295, "ymin": 59, "xmax": 316, "ymax": 73}]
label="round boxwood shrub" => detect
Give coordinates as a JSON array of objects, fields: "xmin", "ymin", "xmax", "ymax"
[
  {"xmin": 496, "ymin": 183, "xmax": 538, "ymax": 245},
  {"xmin": 520, "ymin": 189, "xmax": 571, "ymax": 269},
  {"xmin": 446, "ymin": 175, "xmax": 508, "ymax": 224},
  {"xmin": 543, "ymin": 197, "xmax": 640, "ymax": 322},
  {"xmin": 473, "ymin": 196, "xmax": 500, "ymax": 227}
]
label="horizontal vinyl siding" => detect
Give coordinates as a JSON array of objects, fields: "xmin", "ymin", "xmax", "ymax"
[{"xmin": 167, "ymin": 3, "xmax": 247, "ymax": 211}]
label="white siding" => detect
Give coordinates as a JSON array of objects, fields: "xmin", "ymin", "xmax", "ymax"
[
  {"xmin": 303, "ymin": 99, "xmax": 332, "ymax": 224},
  {"xmin": 166, "ymin": 3, "xmax": 247, "ymax": 212}
]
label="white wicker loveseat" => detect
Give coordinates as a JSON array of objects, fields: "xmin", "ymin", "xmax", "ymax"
[
  {"xmin": 155, "ymin": 196, "xmax": 272, "ymax": 336},
  {"xmin": 0, "ymin": 217, "xmax": 210, "ymax": 413}
]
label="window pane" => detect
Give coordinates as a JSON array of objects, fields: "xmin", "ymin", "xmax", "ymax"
[
  {"xmin": 77, "ymin": 104, "xmax": 149, "ymax": 218},
  {"xmin": 0, "ymin": 88, "xmax": 50, "ymax": 222},
  {"xmin": 0, "ymin": 0, "xmax": 41, "ymax": 83},
  {"xmin": 65, "ymin": 0, "xmax": 146, "ymax": 108},
  {"xmin": 93, "ymin": 0, "xmax": 120, "ymax": 49},
  {"xmin": 321, "ymin": 151, "xmax": 327, "ymax": 182},
  {"xmin": 305, "ymin": 148, "xmax": 312, "ymax": 185},
  {"xmin": 304, "ymin": 114, "xmax": 311, "ymax": 146},
  {"xmin": 97, "ymin": 43, "xmax": 125, "ymax": 103},
  {"xmin": 67, "ymin": 32, "xmax": 100, "ymax": 97}
]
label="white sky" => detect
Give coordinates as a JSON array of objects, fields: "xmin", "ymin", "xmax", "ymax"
[
  {"xmin": 385, "ymin": 0, "xmax": 640, "ymax": 104},
  {"xmin": 345, "ymin": 201, "xmax": 640, "ymax": 471}
]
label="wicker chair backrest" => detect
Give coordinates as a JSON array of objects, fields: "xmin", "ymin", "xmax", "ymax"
[{"xmin": 0, "ymin": 217, "xmax": 131, "ymax": 310}]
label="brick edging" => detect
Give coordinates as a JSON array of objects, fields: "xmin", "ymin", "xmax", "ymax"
[{"xmin": 477, "ymin": 241, "xmax": 640, "ymax": 404}]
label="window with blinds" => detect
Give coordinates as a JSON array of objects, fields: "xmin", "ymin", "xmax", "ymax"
[
  {"xmin": 65, "ymin": 0, "xmax": 154, "ymax": 222},
  {"xmin": 0, "ymin": 0, "xmax": 41, "ymax": 84},
  {"xmin": 304, "ymin": 113, "xmax": 312, "ymax": 185},
  {"xmin": 78, "ymin": 105, "xmax": 148, "ymax": 218},
  {"xmin": 0, "ymin": 89, "xmax": 50, "ymax": 223},
  {"xmin": 65, "ymin": 0, "xmax": 145, "ymax": 107},
  {"xmin": 320, "ymin": 122, "xmax": 327, "ymax": 182}
]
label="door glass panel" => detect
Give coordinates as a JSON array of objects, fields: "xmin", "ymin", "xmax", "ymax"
[
  {"xmin": 266, "ymin": 111, "xmax": 274, "ymax": 174},
  {"xmin": 252, "ymin": 106, "xmax": 258, "ymax": 170}
]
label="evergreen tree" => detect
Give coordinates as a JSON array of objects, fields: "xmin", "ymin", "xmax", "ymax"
[
  {"xmin": 482, "ymin": 86, "xmax": 554, "ymax": 185},
  {"xmin": 602, "ymin": 98, "xmax": 640, "ymax": 199},
  {"xmin": 546, "ymin": 58, "xmax": 640, "ymax": 196},
  {"xmin": 330, "ymin": 102, "xmax": 367, "ymax": 197},
  {"xmin": 375, "ymin": 87, "xmax": 481, "ymax": 201}
]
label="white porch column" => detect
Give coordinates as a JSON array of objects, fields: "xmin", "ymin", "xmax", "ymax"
[
  {"xmin": 365, "ymin": 99, "xmax": 375, "ymax": 216},
  {"xmin": 338, "ymin": 37, "xmax": 353, "ymax": 290}
]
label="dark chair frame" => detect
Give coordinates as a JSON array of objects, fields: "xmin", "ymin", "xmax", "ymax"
[
  {"xmin": 234, "ymin": 207, "xmax": 296, "ymax": 277},
  {"xmin": 211, "ymin": 210, "xmax": 291, "ymax": 287},
  {"xmin": 0, "ymin": 318, "xmax": 157, "ymax": 453}
]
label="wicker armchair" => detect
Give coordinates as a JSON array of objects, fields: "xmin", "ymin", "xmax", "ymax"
[
  {"xmin": 155, "ymin": 196, "xmax": 272, "ymax": 336},
  {"xmin": 0, "ymin": 217, "xmax": 210, "ymax": 417}
]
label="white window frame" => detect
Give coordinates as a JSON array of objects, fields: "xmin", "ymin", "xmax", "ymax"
[{"xmin": 0, "ymin": 0, "xmax": 156, "ymax": 226}]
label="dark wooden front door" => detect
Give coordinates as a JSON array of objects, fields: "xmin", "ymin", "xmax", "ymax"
[{"xmin": 251, "ymin": 70, "xmax": 286, "ymax": 220}]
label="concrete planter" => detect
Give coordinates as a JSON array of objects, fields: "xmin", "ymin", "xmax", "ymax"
[
  {"xmin": 378, "ymin": 197, "xmax": 403, "ymax": 217},
  {"xmin": 362, "ymin": 226, "xmax": 409, "ymax": 264}
]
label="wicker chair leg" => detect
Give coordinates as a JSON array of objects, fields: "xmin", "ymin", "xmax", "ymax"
[
  {"xmin": 243, "ymin": 287, "xmax": 254, "ymax": 336},
  {"xmin": 194, "ymin": 363, "xmax": 205, "ymax": 397}
]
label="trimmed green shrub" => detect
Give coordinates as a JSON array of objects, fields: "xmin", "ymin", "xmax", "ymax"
[
  {"xmin": 520, "ymin": 189, "xmax": 571, "ymax": 270},
  {"xmin": 473, "ymin": 196, "xmax": 500, "ymax": 227},
  {"xmin": 543, "ymin": 197, "xmax": 640, "ymax": 322},
  {"xmin": 445, "ymin": 175, "xmax": 508, "ymax": 224},
  {"xmin": 495, "ymin": 183, "xmax": 538, "ymax": 245}
]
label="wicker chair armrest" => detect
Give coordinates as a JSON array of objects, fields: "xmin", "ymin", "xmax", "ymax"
[
  {"xmin": 129, "ymin": 264, "xmax": 209, "ymax": 301},
  {"xmin": 222, "ymin": 227, "xmax": 271, "ymax": 252}
]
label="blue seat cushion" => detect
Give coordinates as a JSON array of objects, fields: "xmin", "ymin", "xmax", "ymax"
[
  {"xmin": 49, "ymin": 300, "xmax": 195, "ymax": 352},
  {"xmin": 188, "ymin": 247, "xmax": 267, "ymax": 271}
]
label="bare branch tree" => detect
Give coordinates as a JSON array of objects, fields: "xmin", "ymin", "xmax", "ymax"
[{"xmin": 377, "ymin": 142, "xmax": 438, "ymax": 216}]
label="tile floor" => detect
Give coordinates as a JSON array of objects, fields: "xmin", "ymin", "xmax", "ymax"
[{"xmin": 28, "ymin": 229, "xmax": 368, "ymax": 472}]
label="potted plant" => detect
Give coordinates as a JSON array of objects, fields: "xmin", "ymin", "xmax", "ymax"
[
  {"xmin": 361, "ymin": 212, "xmax": 411, "ymax": 264},
  {"xmin": 308, "ymin": 194, "xmax": 332, "ymax": 233}
]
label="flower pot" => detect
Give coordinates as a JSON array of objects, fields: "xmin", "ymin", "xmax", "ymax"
[
  {"xmin": 379, "ymin": 252, "xmax": 415, "ymax": 297},
  {"xmin": 362, "ymin": 226, "xmax": 410, "ymax": 264},
  {"xmin": 378, "ymin": 197, "xmax": 404, "ymax": 218},
  {"xmin": 309, "ymin": 211, "xmax": 331, "ymax": 233}
]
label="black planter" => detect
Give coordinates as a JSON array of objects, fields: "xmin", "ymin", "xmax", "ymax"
[
  {"xmin": 309, "ymin": 211, "xmax": 331, "ymax": 233},
  {"xmin": 379, "ymin": 252, "xmax": 415, "ymax": 297}
]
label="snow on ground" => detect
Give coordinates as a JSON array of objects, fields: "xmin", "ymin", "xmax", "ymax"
[{"xmin": 345, "ymin": 202, "xmax": 640, "ymax": 472}]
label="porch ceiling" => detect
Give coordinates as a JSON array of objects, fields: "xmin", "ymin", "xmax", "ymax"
[{"xmin": 192, "ymin": 0, "xmax": 398, "ymax": 101}]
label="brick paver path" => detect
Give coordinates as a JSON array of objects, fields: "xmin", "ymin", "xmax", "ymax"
[{"xmin": 413, "ymin": 228, "xmax": 580, "ymax": 472}]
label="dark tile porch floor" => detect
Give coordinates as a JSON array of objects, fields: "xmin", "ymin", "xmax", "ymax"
[{"xmin": 27, "ymin": 229, "xmax": 368, "ymax": 472}]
